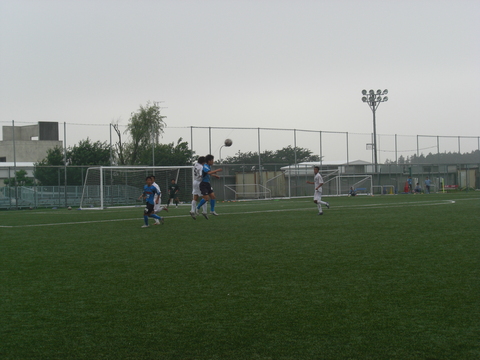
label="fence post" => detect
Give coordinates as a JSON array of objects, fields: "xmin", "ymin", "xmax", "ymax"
[
  {"xmin": 64, "ymin": 122, "xmax": 67, "ymax": 208},
  {"xmin": 12, "ymin": 120, "xmax": 18, "ymax": 210}
]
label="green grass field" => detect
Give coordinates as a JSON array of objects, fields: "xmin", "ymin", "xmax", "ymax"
[{"xmin": 1, "ymin": 193, "xmax": 479, "ymax": 359}]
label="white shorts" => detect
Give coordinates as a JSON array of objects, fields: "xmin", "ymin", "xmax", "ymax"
[
  {"xmin": 192, "ymin": 180, "xmax": 202, "ymax": 196},
  {"xmin": 154, "ymin": 196, "xmax": 162, "ymax": 212},
  {"xmin": 314, "ymin": 190, "xmax": 323, "ymax": 202}
]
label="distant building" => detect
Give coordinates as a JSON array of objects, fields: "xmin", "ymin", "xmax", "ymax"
[{"xmin": 0, "ymin": 122, "xmax": 63, "ymax": 163}]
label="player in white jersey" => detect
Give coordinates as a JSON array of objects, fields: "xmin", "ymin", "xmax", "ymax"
[
  {"xmin": 190, "ymin": 156, "xmax": 207, "ymax": 219},
  {"xmin": 306, "ymin": 166, "xmax": 330, "ymax": 215},
  {"xmin": 151, "ymin": 175, "xmax": 168, "ymax": 225}
]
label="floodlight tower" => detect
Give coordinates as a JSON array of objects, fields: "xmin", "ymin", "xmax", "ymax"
[{"xmin": 362, "ymin": 89, "xmax": 388, "ymax": 173}]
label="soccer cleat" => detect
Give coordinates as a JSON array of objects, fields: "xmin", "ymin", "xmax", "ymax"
[
  {"xmin": 202, "ymin": 212, "xmax": 209, "ymax": 220},
  {"xmin": 154, "ymin": 219, "xmax": 160, "ymax": 225},
  {"xmin": 141, "ymin": 224, "xmax": 149, "ymax": 228},
  {"xmin": 211, "ymin": 211, "xmax": 219, "ymax": 216},
  {"xmin": 163, "ymin": 206, "xmax": 169, "ymax": 212},
  {"xmin": 160, "ymin": 217, "xmax": 165, "ymax": 225},
  {"xmin": 318, "ymin": 212, "xmax": 323, "ymax": 215},
  {"xmin": 326, "ymin": 203, "xmax": 330, "ymax": 209},
  {"xmin": 190, "ymin": 211, "xmax": 197, "ymax": 220}
]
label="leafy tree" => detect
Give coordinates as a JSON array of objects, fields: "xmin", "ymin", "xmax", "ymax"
[
  {"xmin": 69, "ymin": 138, "xmax": 111, "ymax": 166},
  {"xmin": 3, "ymin": 169, "xmax": 35, "ymax": 186},
  {"xmin": 385, "ymin": 150, "xmax": 480, "ymax": 165},
  {"xmin": 224, "ymin": 146, "xmax": 320, "ymax": 166},
  {"xmin": 120, "ymin": 101, "xmax": 166, "ymax": 165},
  {"xmin": 34, "ymin": 146, "xmax": 65, "ymax": 186},
  {"xmin": 34, "ymin": 139, "xmax": 112, "ymax": 185},
  {"xmin": 139, "ymin": 138, "xmax": 195, "ymax": 166}
]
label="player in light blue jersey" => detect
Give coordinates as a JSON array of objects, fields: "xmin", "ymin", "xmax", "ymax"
[
  {"xmin": 139, "ymin": 176, "xmax": 164, "ymax": 228},
  {"xmin": 424, "ymin": 176, "xmax": 432, "ymax": 194},
  {"xmin": 197, "ymin": 154, "xmax": 222, "ymax": 218}
]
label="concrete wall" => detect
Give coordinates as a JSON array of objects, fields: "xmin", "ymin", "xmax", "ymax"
[
  {"xmin": 0, "ymin": 140, "xmax": 63, "ymax": 162},
  {"xmin": 3, "ymin": 122, "xmax": 59, "ymax": 141}
]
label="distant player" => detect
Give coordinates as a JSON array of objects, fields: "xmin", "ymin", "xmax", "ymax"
[
  {"xmin": 167, "ymin": 179, "xmax": 180, "ymax": 208},
  {"xmin": 306, "ymin": 166, "xmax": 330, "ymax": 215},
  {"xmin": 197, "ymin": 154, "xmax": 222, "ymax": 218},
  {"xmin": 424, "ymin": 176, "xmax": 432, "ymax": 194},
  {"xmin": 151, "ymin": 175, "xmax": 168, "ymax": 216},
  {"xmin": 139, "ymin": 176, "xmax": 164, "ymax": 227},
  {"xmin": 190, "ymin": 156, "xmax": 207, "ymax": 219}
]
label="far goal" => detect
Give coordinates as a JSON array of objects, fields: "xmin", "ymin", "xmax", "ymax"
[{"xmin": 80, "ymin": 166, "xmax": 193, "ymax": 209}]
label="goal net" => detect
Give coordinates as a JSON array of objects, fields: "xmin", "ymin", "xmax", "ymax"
[
  {"xmin": 80, "ymin": 166, "xmax": 193, "ymax": 209},
  {"xmin": 322, "ymin": 175, "xmax": 373, "ymax": 196}
]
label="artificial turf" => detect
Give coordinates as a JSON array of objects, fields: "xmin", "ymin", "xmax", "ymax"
[{"xmin": 1, "ymin": 193, "xmax": 479, "ymax": 359}]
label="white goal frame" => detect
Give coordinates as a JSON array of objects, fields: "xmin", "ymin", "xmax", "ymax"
[
  {"xmin": 80, "ymin": 166, "xmax": 194, "ymax": 210},
  {"xmin": 322, "ymin": 174, "xmax": 373, "ymax": 196}
]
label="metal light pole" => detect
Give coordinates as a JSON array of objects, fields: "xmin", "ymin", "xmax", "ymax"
[{"xmin": 362, "ymin": 89, "xmax": 388, "ymax": 173}]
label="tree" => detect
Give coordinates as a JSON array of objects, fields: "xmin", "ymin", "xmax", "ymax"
[
  {"xmin": 3, "ymin": 169, "xmax": 35, "ymax": 186},
  {"xmin": 122, "ymin": 101, "xmax": 167, "ymax": 165},
  {"xmin": 34, "ymin": 139, "xmax": 112, "ymax": 185},
  {"xmin": 138, "ymin": 138, "xmax": 195, "ymax": 166},
  {"xmin": 224, "ymin": 146, "xmax": 320, "ymax": 165},
  {"xmin": 69, "ymin": 138, "xmax": 111, "ymax": 166},
  {"xmin": 34, "ymin": 146, "xmax": 65, "ymax": 186}
]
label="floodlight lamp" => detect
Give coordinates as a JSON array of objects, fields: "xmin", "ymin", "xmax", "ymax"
[
  {"xmin": 383, "ymin": 96, "xmax": 388, "ymax": 102},
  {"xmin": 377, "ymin": 89, "xmax": 381, "ymax": 95},
  {"xmin": 376, "ymin": 96, "xmax": 382, "ymax": 102},
  {"xmin": 362, "ymin": 89, "xmax": 367, "ymax": 95},
  {"xmin": 369, "ymin": 89, "xmax": 374, "ymax": 95},
  {"xmin": 383, "ymin": 89, "xmax": 388, "ymax": 95},
  {"xmin": 362, "ymin": 96, "xmax": 367, "ymax": 102}
]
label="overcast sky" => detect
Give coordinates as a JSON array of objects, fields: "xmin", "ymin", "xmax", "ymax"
[{"xmin": 1, "ymin": 0, "xmax": 479, "ymax": 161}]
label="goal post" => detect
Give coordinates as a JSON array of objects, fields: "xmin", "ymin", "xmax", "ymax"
[
  {"xmin": 80, "ymin": 166, "xmax": 194, "ymax": 209},
  {"xmin": 322, "ymin": 174, "xmax": 373, "ymax": 196}
]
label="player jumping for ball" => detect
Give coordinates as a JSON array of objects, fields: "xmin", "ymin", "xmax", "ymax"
[
  {"xmin": 190, "ymin": 156, "xmax": 208, "ymax": 219},
  {"xmin": 196, "ymin": 154, "xmax": 222, "ymax": 218},
  {"xmin": 139, "ymin": 176, "xmax": 164, "ymax": 227},
  {"xmin": 306, "ymin": 166, "xmax": 330, "ymax": 215}
]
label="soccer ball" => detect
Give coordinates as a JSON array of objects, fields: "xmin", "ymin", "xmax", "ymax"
[
  {"xmin": 224, "ymin": 138, "xmax": 233, "ymax": 147},
  {"xmin": 68, "ymin": 206, "xmax": 72, "ymax": 210}
]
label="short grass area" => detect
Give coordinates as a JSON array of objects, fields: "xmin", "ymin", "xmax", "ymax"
[{"xmin": 1, "ymin": 193, "xmax": 479, "ymax": 359}]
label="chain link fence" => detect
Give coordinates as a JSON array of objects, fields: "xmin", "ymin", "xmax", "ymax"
[{"xmin": 1, "ymin": 162, "xmax": 478, "ymax": 209}]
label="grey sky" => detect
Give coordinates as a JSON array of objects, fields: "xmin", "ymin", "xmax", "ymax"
[{"xmin": 1, "ymin": 0, "xmax": 479, "ymax": 161}]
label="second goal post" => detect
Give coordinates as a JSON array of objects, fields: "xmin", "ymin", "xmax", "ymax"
[{"xmin": 80, "ymin": 166, "xmax": 194, "ymax": 209}]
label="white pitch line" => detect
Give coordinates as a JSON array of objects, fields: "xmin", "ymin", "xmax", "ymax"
[{"xmin": 0, "ymin": 198, "xmax": 463, "ymax": 228}]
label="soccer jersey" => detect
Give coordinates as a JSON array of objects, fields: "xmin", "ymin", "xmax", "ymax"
[
  {"xmin": 202, "ymin": 164, "xmax": 211, "ymax": 183},
  {"xmin": 314, "ymin": 173, "xmax": 323, "ymax": 192},
  {"xmin": 143, "ymin": 185, "xmax": 158, "ymax": 205},
  {"xmin": 193, "ymin": 162, "xmax": 203, "ymax": 182},
  {"xmin": 152, "ymin": 182, "xmax": 161, "ymax": 200},
  {"xmin": 169, "ymin": 183, "xmax": 179, "ymax": 197}
]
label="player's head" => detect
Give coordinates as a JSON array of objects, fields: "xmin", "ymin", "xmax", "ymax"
[
  {"xmin": 197, "ymin": 156, "xmax": 206, "ymax": 164},
  {"xmin": 171, "ymin": 178, "xmax": 176, "ymax": 183},
  {"xmin": 151, "ymin": 175, "xmax": 156, "ymax": 181},
  {"xmin": 314, "ymin": 166, "xmax": 320, "ymax": 174},
  {"xmin": 145, "ymin": 176, "xmax": 152, "ymax": 185},
  {"xmin": 205, "ymin": 154, "xmax": 214, "ymax": 165}
]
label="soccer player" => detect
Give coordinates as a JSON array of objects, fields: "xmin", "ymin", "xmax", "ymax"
[
  {"xmin": 424, "ymin": 176, "xmax": 432, "ymax": 194},
  {"xmin": 151, "ymin": 175, "xmax": 168, "ymax": 218},
  {"xmin": 139, "ymin": 176, "xmax": 164, "ymax": 227},
  {"xmin": 167, "ymin": 179, "xmax": 180, "ymax": 208},
  {"xmin": 197, "ymin": 154, "xmax": 222, "ymax": 218},
  {"xmin": 306, "ymin": 166, "xmax": 330, "ymax": 215},
  {"xmin": 190, "ymin": 156, "xmax": 207, "ymax": 219}
]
